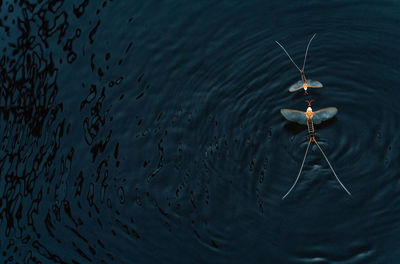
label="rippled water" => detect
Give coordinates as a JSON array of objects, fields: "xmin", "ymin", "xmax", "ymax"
[{"xmin": 1, "ymin": 1, "xmax": 400, "ymax": 263}]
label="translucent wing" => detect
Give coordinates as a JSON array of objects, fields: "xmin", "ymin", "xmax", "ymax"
[
  {"xmin": 312, "ymin": 107, "xmax": 338, "ymax": 124},
  {"xmin": 281, "ymin": 109, "xmax": 307, "ymax": 125},
  {"xmin": 288, "ymin": 80, "xmax": 303, "ymax": 92},
  {"xmin": 307, "ymin": 79, "xmax": 323, "ymax": 88}
]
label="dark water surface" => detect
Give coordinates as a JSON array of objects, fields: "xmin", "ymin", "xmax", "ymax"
[{"xmin": 1, "ymin": 0, "xmax": 400, "ymax": 263}]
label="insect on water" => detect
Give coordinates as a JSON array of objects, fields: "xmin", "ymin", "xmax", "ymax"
[
  {"xmin": 275, "ymin": 33, "xmax": 323, "ymax": 94},
  {"xmin": 280, "ymin": 100, "xmax": 351, "ymax": 199}
]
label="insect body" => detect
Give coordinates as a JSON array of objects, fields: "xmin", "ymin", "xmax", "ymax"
[
  {"xmin": 275, "ymin": 34, "xmax": 323, "ymax": 94},
  {"xmin": 280, "ymin": 100, "xmax": 351, "ymax": 199}
]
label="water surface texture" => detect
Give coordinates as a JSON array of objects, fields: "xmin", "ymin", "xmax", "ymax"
[{"xmin": 1, "ymin": 1, "xmax": 400, "ymax": 263}]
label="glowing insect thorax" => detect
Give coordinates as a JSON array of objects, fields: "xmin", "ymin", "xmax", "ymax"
[{"xmin": 306, "ymin": 107, "xmax": 313, "ymax": 119}]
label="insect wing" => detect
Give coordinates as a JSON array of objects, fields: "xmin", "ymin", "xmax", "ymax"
[
  {"xmin": 313, "ymin": 107, "xmax": 337, "ymax": 124},
  {"xmin": 307, "ymin": 79, "xmax": 323, "ymax": 88},
  {"xmin": 288, "ymin": 80, "xmax": 304, "ymax": 92},
  {"xmin": 280, "ymin": 109, "xmax": 307, "ymax": 125}
]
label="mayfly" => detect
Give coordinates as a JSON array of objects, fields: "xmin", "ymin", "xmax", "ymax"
[
  {"xmin": 280, "ymin": 100, "xmax": 351, "ymax": 199},
  {"xmin": 275, "ymin": 33, "xmax": 323, "ymax": 94}
]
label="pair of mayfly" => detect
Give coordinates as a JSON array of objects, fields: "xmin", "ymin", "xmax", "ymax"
[{"xmin": 276, "ymin": 33, "xmax": 351, "ymax": 199}]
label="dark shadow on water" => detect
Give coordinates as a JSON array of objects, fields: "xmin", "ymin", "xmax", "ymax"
[
  {"xmin": 316, "ymin": 116, "xmax": 337, "ymax": 129},
  {"xmin": 283, "ymin": 122, "xmax": 306, "ymax": 135},
  {"xmin": 292, "ymin": 90, "xmax": 323, "ymax": 100}
]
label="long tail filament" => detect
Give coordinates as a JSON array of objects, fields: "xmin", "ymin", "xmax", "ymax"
[
  {"xmin": 314, "ymin": 140, "xmax": 352, "ymax": 196},
  {"xmin": 282, "ymin": 139, "xmax": 311, "ymax": 199},
  {"xmin": 302, "ymin": 33, "xmax": 317, "ymax": 71},
  {"xmin": 282, "ymin": 139, "xmax": 352, "ymax": 199},
  {"xmin": 275, "ymin": 40, "xmax": 302, "ymax": 72}
]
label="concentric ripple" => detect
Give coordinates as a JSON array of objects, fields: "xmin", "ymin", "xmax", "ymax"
[{"xmin": 1, "ymin": 0, "xmax": 400, "ymax": 263}]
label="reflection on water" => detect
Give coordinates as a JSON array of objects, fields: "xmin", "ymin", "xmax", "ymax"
[{"xmin": 1, "ymin": 0, "xmax": 400, "ymax": 263}]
